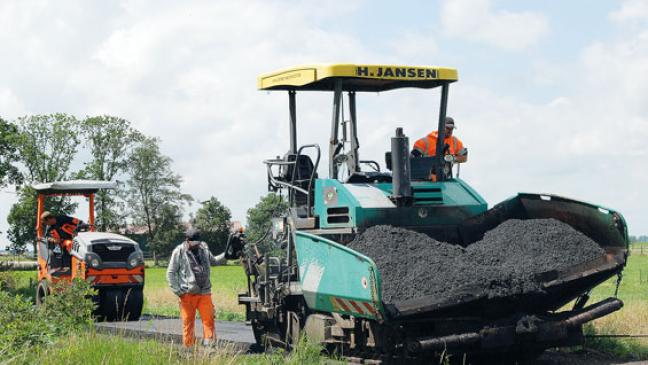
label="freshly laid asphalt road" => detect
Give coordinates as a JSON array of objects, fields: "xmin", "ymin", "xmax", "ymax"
[{"xmin": 95, "ymin": 315, "xmax": 255, "ymax": 350}]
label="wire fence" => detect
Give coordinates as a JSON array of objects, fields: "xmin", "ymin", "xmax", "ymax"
[{"xmin": 630, "ymin": 245, "xmax": 648, "ymax": 256}]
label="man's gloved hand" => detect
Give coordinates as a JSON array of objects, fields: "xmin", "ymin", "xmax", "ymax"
[{"xmin": 46, "ymin": 237, "xmax": 61, "ymax": 249}]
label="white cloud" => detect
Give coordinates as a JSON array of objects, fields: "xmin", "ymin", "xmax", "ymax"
[
  {"xmin": 386, "ymin": 31, "xmax": 438, "ymax": 63},
  {"xmin": 440, "ymin": 0, "xmax": 549, "ymax": 50},
  {"xmin": 610, "ymin": 0, "xmax": 648, "ymax": 23},
  {"xmin": 0, "ymin": 0, "xmax": 648, "ymax": 241},
  {"xmin": 0, "ymin": 89, "xmax": 27, "ymax": 117},
  {"xmin": 0, "ymin": 0, "xmax": 378, "ymax": 238}
]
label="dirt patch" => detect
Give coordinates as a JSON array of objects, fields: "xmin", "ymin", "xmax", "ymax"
[{"xmin": 347, "ymin": 219, "xmax": 605, "ymax": 304}]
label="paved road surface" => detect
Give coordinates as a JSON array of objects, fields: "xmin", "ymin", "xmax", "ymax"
[
  {"xmin": 97, "ymin": 317, "xmax": 647, "ymax": 364},
  {"xmin": 95, "ymin": 316, "xmax": 255, "ymax": 350}
]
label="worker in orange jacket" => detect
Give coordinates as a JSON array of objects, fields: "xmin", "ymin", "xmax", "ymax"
[
  {"xmin": 41, "ymin": 211, "xmax": 84, "ymax": 270},
  {"xmin": 167, "ymin": 228, "xmax": 226, "ymax": 347},
  {"xmin": 41, "ymin": 211, "xmax": 84, "ymax": 244},
  {"xmin": 412, "ymin": 117, "xmax": 467, "ymax": 162}
]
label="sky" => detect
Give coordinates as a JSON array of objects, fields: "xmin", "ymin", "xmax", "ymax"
[{"xmin": 1, "ymin": 0, "xmax": 647, "ymax": 243}]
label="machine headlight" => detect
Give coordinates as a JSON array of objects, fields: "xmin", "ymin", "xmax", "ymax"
[
  {"xmin": 127, "ymin": 252, "xmax": 143, "ymax": 268},
  {"xmin": 85, "ymin": 253, "xmax": 102, "ymax": 269}
]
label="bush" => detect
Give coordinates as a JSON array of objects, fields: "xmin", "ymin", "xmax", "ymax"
[
  {"xmin": 41, "ymin": 279, "xmax": 96, "ymax": 330},
  {"xmin": 0, "ymin": 271, "xmax": 18, "ymax": 291},
  {"xmin": 0, "ymin": 279, "xmax": 95, "ymax": 359}
]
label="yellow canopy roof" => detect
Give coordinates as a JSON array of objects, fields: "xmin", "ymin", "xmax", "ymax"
[{"xmin": 258, "ymin": 64, "xmax": 458, "ymax": 91}]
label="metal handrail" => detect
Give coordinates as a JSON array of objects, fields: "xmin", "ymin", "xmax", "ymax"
[
  {"xmin": 263, "ymin": 160, "xmax": 309, "ymax": 195},
  {"xmin": 263, "ymin": 144, "xmax": 321, "ymax": 216},
  {"xmin": 359, "ymin": 160, "xmax": 381, "ymax": 172}
]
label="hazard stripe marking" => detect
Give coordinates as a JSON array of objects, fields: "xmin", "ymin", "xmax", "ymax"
[
  {"xmin": 335, "ymin": 297, "xmax": 351, "ymax": 312},
  {"xmin": 349, "ymin": 300, "xmax": 365, "ymax": 314},
  {"xmin": 329, "ymin": 297, "xmax": 340, "ymax": 311},
  {"xmin": 362, "ymin": 301, "xmax": 376, "ymax": 314},
  {"xmin": 330, "ymin": 297, "xmax": 377, "ymax": 317}
]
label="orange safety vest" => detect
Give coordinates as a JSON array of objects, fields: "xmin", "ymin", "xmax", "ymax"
[
  {"xmin": 413, "ymin": 131, "xmax": 464, "ymax": 157},
  {"xmin": 48, "ymin": 216, "xmax": 80, "ymax": 240}
]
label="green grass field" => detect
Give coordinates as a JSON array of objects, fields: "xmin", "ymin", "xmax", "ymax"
[
  {"xmin": 0, "ymin": 255, "xmax": 33, "ymax": 262},
  {"xmin": 143, "ymin": 264, "xmax": 247, "ymax": 320}
]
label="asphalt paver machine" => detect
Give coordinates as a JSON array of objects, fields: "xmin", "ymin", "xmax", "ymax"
[
  {"xmin": 34, "ymin": 180, "xmax": 144, "ymax": 321},
  {"xmin": 235, "ymin": 64, "xmax": 629, "ymax": 360}
]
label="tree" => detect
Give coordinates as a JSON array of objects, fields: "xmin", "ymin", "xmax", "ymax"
[
  {"xmin": 0, "ymin": 118, "xmax": 22, "ymax": 187},
  {"xmin": 246, "ymin": 193, "xmax": 288, "ymax": 252},
  {"xmin": 77, "ymin": 116, "xmax": 144, "ymax": 231},
  {"xmin": 7, "ymin": 114, "xmax": 81, "ymax": 252},
  {"xmin": 193, "ymin": 197, "xmax": 232, "ymax": 253},
  {"xmin": 151, "ymin": 204, "xmax": 186, "ymax": 259},
  {"xmin": 126, "ymin": 137, "xmax": 192, "ymax": 264},
  {"xmin": 14, "ymin": 114, "xmax": 80, "ymax": 182}
]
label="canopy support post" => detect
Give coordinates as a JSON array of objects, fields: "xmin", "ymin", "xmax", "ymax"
[
  {"xmin": 88, "ymin": 193, "xmax": 95, "ymax": 231},
  {"xmin": 288, "ymin": 90, "xmax": 297, "ymax": 154},
  {"xmin": 329, "ymin": 80, "xmax": 343, "ymax": 178},
  {"xmin": 348, "ymin": 91, "xmax": 360, "ymax": 174},
  {"xmin": 36, "ymin": 194, "xmax": 45, "ymax": 240},
  {"xmin": 435, "ymin": 83, "xmax": 450, "ymax": 182}
]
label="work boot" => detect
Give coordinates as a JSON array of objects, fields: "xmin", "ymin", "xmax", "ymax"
[{"xmin": 202, "ymin": 337, "xmax": 220, "ymax": 346}]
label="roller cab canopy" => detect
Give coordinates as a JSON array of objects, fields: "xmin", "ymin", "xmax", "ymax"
[
  {"xmin": 258, "ymin": 64, "xmax": 458, "ymax": 92},
  {"xmin": 33, "ymin": 180, "xmax": 117, "ymax": 195}
]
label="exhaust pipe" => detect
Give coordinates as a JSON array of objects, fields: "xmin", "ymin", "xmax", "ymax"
[{"xmin": 391, "ymin": 128, "xmax": 412, "ymax": 206}]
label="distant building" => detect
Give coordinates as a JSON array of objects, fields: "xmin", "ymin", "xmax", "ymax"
[{"xmin": 231, "ymin": 221, "xmax": 243, "ymax": 233}]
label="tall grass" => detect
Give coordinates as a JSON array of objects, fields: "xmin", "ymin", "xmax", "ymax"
[
  {"xmin": 6, "ymin": 332, "xmax": 327, "ymax": 365},
  {"xmin": 579, "ymin": 254, "xmax": 648, "ymax": 360}
]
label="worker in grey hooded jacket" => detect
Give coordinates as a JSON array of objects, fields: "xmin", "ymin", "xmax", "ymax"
[{"xmin": 167, "ymin": 228, "xmax": 226, "ymax": 347}]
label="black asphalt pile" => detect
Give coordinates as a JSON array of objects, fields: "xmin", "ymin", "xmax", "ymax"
[{"xmin": 347, "ymin": 219, "xmax": 605, "ymax": 304}]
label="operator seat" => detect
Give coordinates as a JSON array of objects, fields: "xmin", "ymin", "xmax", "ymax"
[{"xmin": 281, "ymin": 154, "xmax": 317, "ymax": 209}]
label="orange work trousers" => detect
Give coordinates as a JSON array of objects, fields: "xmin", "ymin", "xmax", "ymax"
[{"xmin": 179, "ymin": 293, "xmax": 215, "ymax": 347}]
